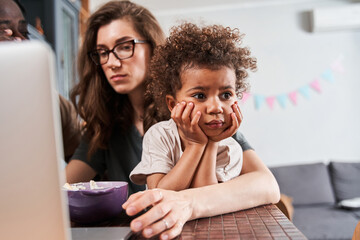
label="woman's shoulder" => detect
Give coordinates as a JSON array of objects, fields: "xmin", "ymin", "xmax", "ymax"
[{"xmin": 232, "ymin": 131, "xmax": 253, "ymax": 151}]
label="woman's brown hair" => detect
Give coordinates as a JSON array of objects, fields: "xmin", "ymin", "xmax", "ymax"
[
  {"xmin": 144, "ymin": 22, "xmax": 257, "ymax": 132},
  {"xmin": 71, "ymin": 0, "xmax": 164, "ymax": 158}
]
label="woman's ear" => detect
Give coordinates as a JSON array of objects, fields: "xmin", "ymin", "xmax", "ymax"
[{"xmin": 166, "ymin": 95, "xmax": 176, "ymax": 112}]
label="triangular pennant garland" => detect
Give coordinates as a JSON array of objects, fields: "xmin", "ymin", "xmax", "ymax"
[
  {"xmin": 266, "ymin": 96, "xmax": 276, "ymax": 109},
  {"xmin": 288, "ymin": 91, "xmax": 297, "ymax": 105},
  {"xmin": 240, "ymin": 55, "xmax": 344, "ymax": 110}
]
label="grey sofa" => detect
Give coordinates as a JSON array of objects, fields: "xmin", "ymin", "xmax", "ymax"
[{"xmin": 270, "ymin": 161, "xmax": 360, "ymax": 240}]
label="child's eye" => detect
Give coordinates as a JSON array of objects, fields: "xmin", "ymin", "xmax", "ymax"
[
  {"xmin": 192, "ymin": 93, "xmax": 206, "ymax": 99},
  {"xmin": 221, "ymin": 92, "xmax": 233, "ymax": 100}
]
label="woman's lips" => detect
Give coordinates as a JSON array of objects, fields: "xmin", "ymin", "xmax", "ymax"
[
  {"xmin": 205, "ymin": 120, "xmax": 224, "ymax": 129},
  {"xmin": 111, "ymin": 74, "xmax": 127, "ymax": 82}
]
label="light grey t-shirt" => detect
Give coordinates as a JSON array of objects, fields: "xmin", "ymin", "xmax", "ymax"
[{"xmin": 130, "ymin": 119, "xmax": 243, "ymax": 185}]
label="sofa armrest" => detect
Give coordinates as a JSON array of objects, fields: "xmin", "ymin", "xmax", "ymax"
[{"xmin": 276, "ymin": 194, "xmax": 294, "ymax": 221}]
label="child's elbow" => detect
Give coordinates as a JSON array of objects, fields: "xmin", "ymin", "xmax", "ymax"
[{"xmin": 267, "ymin": 173, "xmax": 281, "ymax": 204}]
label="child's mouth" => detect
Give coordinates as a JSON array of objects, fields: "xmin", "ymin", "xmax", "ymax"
[{"xmin": 205, "ymin": 120, "xmax": 224, "ymax": 129}]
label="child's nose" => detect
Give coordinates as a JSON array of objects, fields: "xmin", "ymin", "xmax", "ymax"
[{"xmin": 207, "ymin": 98, "xmax": 223, "ymax": 114}]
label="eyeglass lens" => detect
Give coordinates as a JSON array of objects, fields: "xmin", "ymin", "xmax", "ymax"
[{"xmin": 92, "ymin": 40, "xmax": 135, "ymax": 65}]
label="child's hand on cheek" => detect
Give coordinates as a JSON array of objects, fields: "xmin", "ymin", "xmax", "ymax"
[
  {"xmin": 209, "ymin": 102, "xmax": 243, "ymax": 142},
  {"xmin": 171, "ymin": 101, "xmax": 208, "ymax": 146}
]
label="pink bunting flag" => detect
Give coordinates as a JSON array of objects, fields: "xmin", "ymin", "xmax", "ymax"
[
  {"xmin": 310, "ymin": 79, "xmax": 321, "ymax": 93},
  {"xmin": 266, "ymin": 96, "xmax": 276, "ymax": 110},
  {"xmin": 241, "ymin": 92, "xmax": 251, "ymax": 104},
  {"xmin": 288, "ymin": 91, "xmax": 297, "ymax": 105},
  {"xmin": 331, "ymin": 55, "xmax": 344, "ymax": 73}
]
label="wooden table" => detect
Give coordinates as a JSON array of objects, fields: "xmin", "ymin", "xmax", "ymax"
[
  {"xmin": 176, "ymin": 204, "xmax": 306, "ymax": 240},
  {"xmin": 74, "ymin": 204, "xmax": 307, "ymax": 239}
]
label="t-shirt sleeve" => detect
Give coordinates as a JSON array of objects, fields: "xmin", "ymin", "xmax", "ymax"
[
  {"xmin": 232, "ymin": 131, "xmax": 253, "ymax": 151},
  {"xmin": 130, "ymin": 124, "xmax": 175, "ymax": 185},
  {"xmin": 70, "ymin": 137, "xmax": 106, "ymax": 175}
]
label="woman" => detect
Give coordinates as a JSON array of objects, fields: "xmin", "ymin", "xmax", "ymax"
[
  {"xmin": 66, "ymin": 0, "xmax": 164, "ymax": 194},
  {"xmin": 66, "ymin": 1, "xmax": 280, "ymax": 239}
]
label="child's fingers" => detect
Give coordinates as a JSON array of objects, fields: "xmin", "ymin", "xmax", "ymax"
[
  {"xmin": 225, "ymin": 113, "xmax": 238, "ymax": 134},
  {"xmin": 172, "ymin": 102, "xmax": 186, "ymax": 123},
  {"xmin": 181, "ymin": 102, "xmax": 194, "ymax": 125},
  {"xmin": 232, "ymin": 102, "xmax": 243, "ymax": 124},
  {"xmin": 231, "ymin": 112, "xmax": 240, "ymax": 129},
  {"xmin": 190, "ymin": 111, "xmax": 201, "ymax": 128},
  {"xmin": 170, "ymin": 103, "xmax": 178, "ymax": 119}
]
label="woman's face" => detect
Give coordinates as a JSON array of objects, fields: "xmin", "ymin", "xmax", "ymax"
[{"xmin": 96, "ymin": 18, "xmax": 151, "ymax": 95}]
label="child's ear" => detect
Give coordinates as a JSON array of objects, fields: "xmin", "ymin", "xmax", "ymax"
[{"xmin": 166, "ymin": 95, "xmax": 176, "ymax": 112}]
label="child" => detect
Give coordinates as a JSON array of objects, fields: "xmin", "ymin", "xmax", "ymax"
[{"xmin": 130, "ymin": 22, "xmax": 257, "ymax": 190}]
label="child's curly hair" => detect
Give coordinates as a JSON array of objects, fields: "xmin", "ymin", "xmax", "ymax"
[{"xmin": 144, "ymin": 22, "xmax": 257, "ymax": 132}]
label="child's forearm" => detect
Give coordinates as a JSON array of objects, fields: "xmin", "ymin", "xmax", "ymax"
[
  {"xmin": 190, "ymin": 140, "xmax": 218, "ymax": 187},
  {"xmin": 154, "ymin": 143, "xmax": 206, "ymax": 190}
]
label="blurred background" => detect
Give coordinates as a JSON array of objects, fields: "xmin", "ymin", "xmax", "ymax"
[{"xmin": 24, "ymin": 0, "xmax": 360, "ymax": 167}]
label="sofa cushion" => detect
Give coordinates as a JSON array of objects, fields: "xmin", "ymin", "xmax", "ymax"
[
  {"xmin": 270, "ymin": 162, "xmax": 336, "ymax": 206},
  {"xmin": 352, "ymin": 209, "xmax": 360, "ymax": 220},
  {"xmin": 293, "ymin": 205, "xmax": 359, "ymax": 240},
  {"xmin": 329, "ymin": 161, "xmax": 360, "ymax": 202}
]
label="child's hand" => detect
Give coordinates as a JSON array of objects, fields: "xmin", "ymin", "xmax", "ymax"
[
  {"xmin": 171, "ymin": 101, "xmax": 208, "ymax": 146},
  {"xmin": 209, "ymin": 102, "xmax": 242, "ymax": 142}
]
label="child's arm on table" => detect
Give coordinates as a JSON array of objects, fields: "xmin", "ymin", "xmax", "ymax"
[
  {"xmin": 147, "ymin": 102, "xmax": 208, "ymax": 190},
  {"xmin": 189, "ymin": 141, "xmax": 218, "ymax": 187},
  {"xmin": 146, "ymin": 143, "xmax": 206, "ymax": 190},
  {"xmin": 123, "ymin": 150, "xmax": 280, "ymax": 240}
]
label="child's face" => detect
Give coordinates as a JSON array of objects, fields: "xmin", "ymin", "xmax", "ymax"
[{"xmin": 173, "ymin": 66, "xmax": 237, "ymax": 137}]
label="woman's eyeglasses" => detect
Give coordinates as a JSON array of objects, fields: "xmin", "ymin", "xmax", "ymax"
[{"xmin": 88, "ymin": 39, "xmax": 150, "ymax": 65}]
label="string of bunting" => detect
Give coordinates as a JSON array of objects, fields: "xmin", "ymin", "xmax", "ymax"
[{"xmin": 240, "ymin": 55, "xmax": 344, "ymax": 110}]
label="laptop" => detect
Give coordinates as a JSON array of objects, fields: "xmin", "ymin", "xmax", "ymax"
[{"xmin": 0, "ymin": 41, "xmax": 131, "ymax": 240}]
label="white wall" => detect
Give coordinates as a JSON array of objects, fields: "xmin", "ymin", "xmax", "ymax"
[{"xmin": 91, "ymin": 0, "xmax": 360, "ymax": 167}]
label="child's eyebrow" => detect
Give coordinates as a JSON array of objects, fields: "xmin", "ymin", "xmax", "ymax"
[
  {"xmin": 221, "ymin": 85, "xmax": 235, "ymax": 90},
  {"xmin": 186, "ymin": 86, "xmax": 206, "ymax": 92},
  {"xmin": 186, "ymin": 85, "xmax": 235, "ymax": 93}
]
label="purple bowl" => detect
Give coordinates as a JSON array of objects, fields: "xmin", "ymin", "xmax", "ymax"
[{"xmin": 65, "ymin": 181, "xmax": 128, "ymax": 224}]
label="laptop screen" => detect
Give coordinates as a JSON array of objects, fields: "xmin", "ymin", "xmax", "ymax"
[{"xmin": 0, "ymin": 41, "xmax": 71, "ymax": 240}]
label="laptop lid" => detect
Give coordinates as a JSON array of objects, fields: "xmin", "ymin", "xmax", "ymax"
[
  {"xmin": 0, "ymin": 41, "xmax": 70, "ymax": 240},
  {"xmin": 0, "ymin": 41, "xmax": 132, "ymax": 240}
]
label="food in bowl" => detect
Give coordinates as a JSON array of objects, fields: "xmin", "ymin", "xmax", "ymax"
[{"xmin": 64, "ymin": 181, "xmax": 128, "ymax": 224}]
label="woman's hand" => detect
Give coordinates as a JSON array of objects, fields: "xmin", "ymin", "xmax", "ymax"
[
  {"xmin": 210, "ymin": 102, "xmax": 242, "ymax": 142},
  {"xmin": 122, "ymin": 189, "xmax": 193, "ymax": 240},
  {"xmin": 171, "ymin": 101, "xmax": 208, "ymax": 146}
]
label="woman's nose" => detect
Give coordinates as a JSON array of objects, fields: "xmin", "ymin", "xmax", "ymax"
[{"xmin": 107, "ymin": 52, "xmax": 122, "ymax": 68}]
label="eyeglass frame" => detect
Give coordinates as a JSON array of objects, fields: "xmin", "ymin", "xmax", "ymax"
[{"xmin": 88, "ymin": 39, "xmax": 150, "ymax": 66}]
